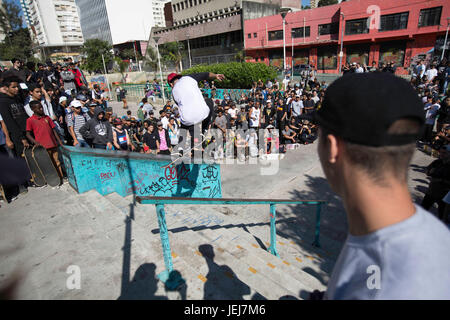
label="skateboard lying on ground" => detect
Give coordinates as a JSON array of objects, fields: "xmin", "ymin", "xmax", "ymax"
[
  {"xmin": 23, "ymin": 146, "xmax": 46, "ymax": 187},
  {"xmin": 32, "ymin": 145, "xmax": 60, "ymax": 187}
]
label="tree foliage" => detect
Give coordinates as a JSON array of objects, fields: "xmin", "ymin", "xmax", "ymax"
[
  {"xmin": 80, "ymin": 39, "xmax": 113, "ymax": 74},
  {"xmin": 143, "ymin": 46, "xmax": 158, "ymax": 72},
  {"xmin": 159, "ymin": 41, "xmax": 185, "ymax": 72},
  {"xmin": 318, "ymin": 0, "xmax": 339, "ymax": 7},
  {"xmin": 0, "ymin": 0, "xmax": 34, "ymax": 61},
  {"xmin": 182, "ymin": 62, "xmax": 277, "ymax": 89}
]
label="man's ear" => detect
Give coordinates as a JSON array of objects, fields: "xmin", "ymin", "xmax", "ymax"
[{"xmin": 327, "ymin": 134, "xmax": 339, "ymax": 164}]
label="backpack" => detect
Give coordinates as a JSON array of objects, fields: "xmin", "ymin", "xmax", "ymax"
[{"xmin": 72, "ymin": 112, "xmax": 90, "ymax": 127}]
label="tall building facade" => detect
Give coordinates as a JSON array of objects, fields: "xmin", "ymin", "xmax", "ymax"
[
  {"xmin": 20, "ymin": 0, "xmax": 84, "ymax": 48},
  {"xmin": 76, "ymin": 0, "xmax": 170, "ymax": 54},
  {"xmin": 150, "ymin": 0, "xmax": 301, "ymax": 66},
  {"xmin": 245, "ymin": 0, "xmax": 450, "ymax": 74}
]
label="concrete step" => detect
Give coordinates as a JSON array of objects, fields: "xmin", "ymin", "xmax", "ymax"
[
  {"xmin": 170, "ymin": 229, "xmax": 294, "ymax": 300},
  {"xmin": 160, "ymin": 204, "xmax": 336, "ymax": 279},
  {"xmin": 165, "ymin": 206, "xmax": 324, "ymax": 296},
  {"xmin": 196, "ymin": 227, "xmax": 325, "ymax": 293},
  {"xmin": 242, "ymin": 224, "xmax": 335, "ymax": 276},
  {"xmin": 92, "ymin": 192, "xmax": 244, "ymax": 300},
  {"xmin": 98, "ymin": 193, "xmax": 333, "ymax": 297},
  {"xmin": 166, "ymin": 208, "xmax": 327, "ymax": 292}
]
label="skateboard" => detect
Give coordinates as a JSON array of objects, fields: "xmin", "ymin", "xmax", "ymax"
[
  {"xmin": 23, "ymin": 146, "xmax": 46, "ymax": 187},
  {"xmin": 32, "ymin": 145, "xmax": 60, "ymax": 187},
  {"xmin": 0, "ymin": 184, "xmax": 6, "ymax": 202}
]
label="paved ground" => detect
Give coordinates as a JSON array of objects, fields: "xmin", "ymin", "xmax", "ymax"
[{"xmin": 0, "ymin": 143, "xmax": 442, "ymax": 299}]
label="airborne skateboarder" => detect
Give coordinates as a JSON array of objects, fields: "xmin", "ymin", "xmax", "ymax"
[{"xmin": 167, "ymin": 72, "xmax": 225, "ymax": 155}]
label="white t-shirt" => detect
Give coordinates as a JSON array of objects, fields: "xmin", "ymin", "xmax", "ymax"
[
  {"xmin": 161, "ymin": 116, "xmax": 169, "ymax": 130},
  {"xmin": 172, "ymin": 76, "xmax": 210, "ymax": 126},
  {"xmin": 24, "ymin": 98, "xmax": 55, "ymax": 119},
  {"xmin": 228, "ymin": 108, "xmax": 238, "ymax": 119},
  {"xmin": 249, "ymin": 108, "xmax": 260, "ymax": 128},
  {"xmin": 325, "ymin": 205, "xmax": 450, "ymax": 299},
  {"xmin": 426, "ymin": 68, "xmax": 438, "ymax": 81},
  {"xmin": 312, "ymin": 96, "xmax": 320, "ymax": 104},
  {"xmin": 142, "ymin": 103, "xmax": 153, "ymax": 115}
]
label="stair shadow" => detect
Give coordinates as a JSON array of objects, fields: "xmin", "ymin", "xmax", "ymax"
[
  {"xmin": 150, "ymin": 217, "xmax": 297, "ymax": 236},
  {"xmin": 199, "ymin": 244, "xmax": 254, "ymax": 300},
  {"xmin": 118, "ymin": 263, "xmax": 168, "ymax": 300}
]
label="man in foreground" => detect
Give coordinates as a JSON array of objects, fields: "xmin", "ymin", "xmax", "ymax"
[{"xmin": 315, "ymin": 72, "xmax": 450, "ymax": 299}]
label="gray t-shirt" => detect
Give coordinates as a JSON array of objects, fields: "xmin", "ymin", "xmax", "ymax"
[
  {"xmin": 325, "ymin": 205, "xmax": 450, "ymax": 300},
  {"xmin": 215, "ymin": 115, "xmax": 227, "ymax": 130}
]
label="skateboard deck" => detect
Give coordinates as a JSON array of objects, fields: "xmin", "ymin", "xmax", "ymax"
[
  {"xmin": 0, "ymin": 185, "xmax": 6, "ymax": 202},
  {"xmin": 32, "ymin": 145, "xmax": 60, "ymax": 187},
  {"xmin": 23, "ymin": 147, "xmax": 46, "ymax": 187}
]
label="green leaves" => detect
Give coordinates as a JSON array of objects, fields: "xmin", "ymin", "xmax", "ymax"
[
  {"xmin": 182, "ymin": 62, "xmax": 277, "ymax": 89},
  {"xmin": 80, "ymin": 39, "xmax": 113, "ymax": 74},
  {"xmin": 0, "ymin": 0, "xmax": 33, "ymax": 61}
]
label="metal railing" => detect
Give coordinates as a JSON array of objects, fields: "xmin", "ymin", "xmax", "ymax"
[{"xmin": 136, "ymin": 196, "xmax": 326, "ymax": 288}]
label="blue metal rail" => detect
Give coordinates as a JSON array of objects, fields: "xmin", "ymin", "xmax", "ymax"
[{"xmin": 136, "ymin": 196, "xmax": 326, "ymax": 288}]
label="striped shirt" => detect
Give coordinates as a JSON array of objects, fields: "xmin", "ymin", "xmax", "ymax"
[{"xmin": 66, "ymin": 112, "xmax": 90, "ymax": 140}]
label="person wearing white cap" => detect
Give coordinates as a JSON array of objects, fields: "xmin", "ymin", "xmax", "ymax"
[{"xmin": 66, "ymin": 99, "xmax": 90, "ymax": 148}]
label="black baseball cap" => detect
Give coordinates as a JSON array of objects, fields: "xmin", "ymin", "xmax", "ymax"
[{"xmin": 315, "ymin": 72, "xmax": 425, "ymax": 147}]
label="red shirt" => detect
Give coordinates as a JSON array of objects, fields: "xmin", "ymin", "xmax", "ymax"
[{"xmin": 26, "ymin": 115, "xmax": 57, "ymax": 149}]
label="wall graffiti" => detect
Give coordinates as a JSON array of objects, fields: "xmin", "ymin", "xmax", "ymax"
[{"xmin": 62, "ymin": 147, "xmax": 222, "ymax": 198}]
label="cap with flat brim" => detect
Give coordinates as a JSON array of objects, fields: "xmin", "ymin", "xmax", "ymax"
[
  {"xmin": 315, "ymin": 72, "xmax": 425, "ymax": 147},
  {"xmin": 167, "ymin": 73, "xmax": 182, "ymax": 83}
]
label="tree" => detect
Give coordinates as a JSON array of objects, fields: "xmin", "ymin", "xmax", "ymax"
[
  {"xmin": 318, "ymin": 0, "xmax": 339, "ymax": 7},
  {"xmin": 0, "ymin": 0, "xmax": 34, "ymax": 61},
  {"xmin": 113, "ymin": 56, "xmax": 129, "ymax": 83},
  {"xmin": 80, "ymin": 39, "xmax": 113, "ymax": 74},
  {"xmin": 143, "ymin": 46, "xmax": 158, "ymax": 72},
  {"xmin": 159, "ymin": 41, "xmax": 185, "ymax": 72},
  {"xmin": 119, "ymin": 48, "xmax": 142, "ymax": 61},
  {"xmin": 0, "ymin": 0, "xmax": 23, "ymax": 38},
  {"xmin": 234, "ymin": 50, "xmax": 253, "ymax": 63},
  {"xmin": 301, "ymin": 5, "xmax": 311, "ymax": 9}
]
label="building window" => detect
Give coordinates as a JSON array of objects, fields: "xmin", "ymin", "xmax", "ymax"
[
  {"xmin": 268, "ymin": 30, "xmax": 283, "ymax": 41},
  {"xmin": 345, "ymin": 18, "xmax": 369, "ymax": 35},
  {"xmin": 248, "ymin": 33, "xmax": 251, "ymax": 39},
  {"xmin": 317, "ymin": 46, "xmax": 338, "ymax": 70},
  {"xmin": 318, "ymin": 22, "xmax": 339, "ymax": 36},
  {"xmin": 379, "ymin": 41, "xmax": 406, "ymax": 67},
  {"xmin": 345, "ymin": 44, "xmax": 370, "ymax": 66},
  {"xmin": 253, "ymin": 33, "xmax": 257, "ymax": 38},
  {"xmin": 292, "ymin": 26, "xmax": 310, "ymax": 38},
  {"xmin": 380, "ymin": 12, "xmax": 409, "ymax": 31},
  {"xmin": 418, "ymin": 6, "xmax": 442, "ymax": 27}
]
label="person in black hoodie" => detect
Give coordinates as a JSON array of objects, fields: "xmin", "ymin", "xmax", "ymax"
[
  {"xmin": 0, "ymin": 77, "xmax": 30, "ymax": 199},
  {"xmin": 79, "ymin": 106, "xmax": 113, "ymax": 149},
  {"xmin": 0, "ymin": 77, "xmax": 30, "ymax": 157}
]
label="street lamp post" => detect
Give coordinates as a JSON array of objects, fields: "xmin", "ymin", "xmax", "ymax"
[
  {"xmin": 339, "ymin": 12, "xmax": 345, "ymax": 74},
  {"xmin": 153, "ymin": 36, "xmax": 166, "ymax": 105},
  {"xmin": 101, "ymin": 53, "xmax": 113, "ymax": 100},
  {"xmin": 280, "ymin": 8, "xmax": 291, "ymax": 75},
  {"xmin": 187, "ymin": 33, "xmax": 192, "ymax": 69},
  {"xmin": 441, "ymin": 18, "xmax": 450, "ymax": 62}
]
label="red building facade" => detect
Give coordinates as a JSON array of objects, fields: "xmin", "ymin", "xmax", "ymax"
[{"xmin": 244, "ymin": 0, "xmax": 450, "ymax": 74}]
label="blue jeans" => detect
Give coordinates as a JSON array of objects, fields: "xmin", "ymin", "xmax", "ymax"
[
  {"xmin": 75, "ymin": 139, "xmax": 90, "ymax": 148},
  {"xmin": 93, "ymin": 144, "xmax": 107, "ymax": 149}
]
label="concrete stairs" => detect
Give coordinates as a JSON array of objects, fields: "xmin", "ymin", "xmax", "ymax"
[{"xmin": 92, "ymin": 191, "xmax": 338, "ymax": 300}]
